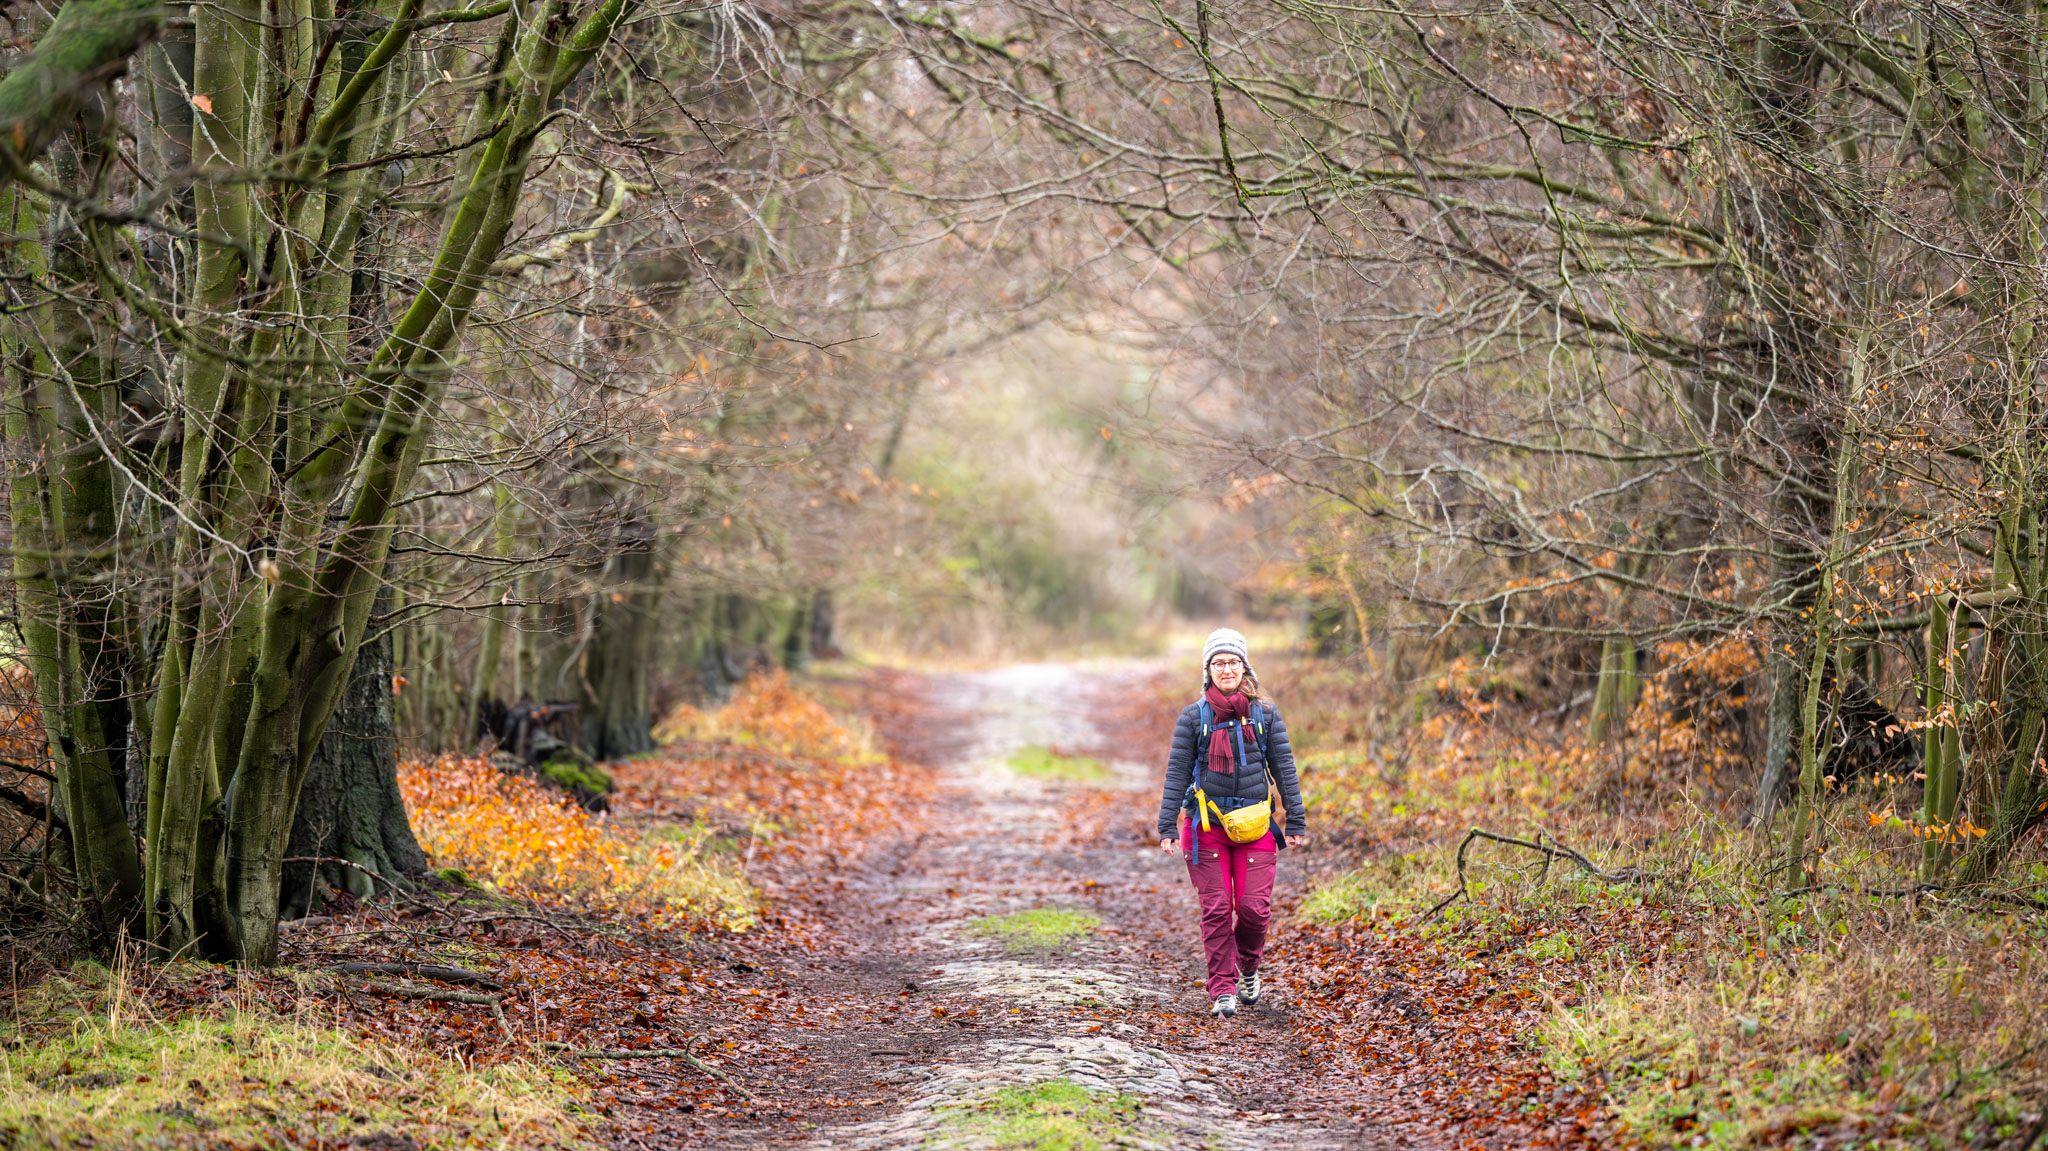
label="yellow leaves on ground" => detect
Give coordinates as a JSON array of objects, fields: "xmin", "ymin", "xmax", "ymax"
[
  {"xmin": 653, "ymin": 668, "xmax": 881, "ymax": 764},
  {"xmin": 398, "ymin": 756, "xmax": 755, "ymax": 928}
]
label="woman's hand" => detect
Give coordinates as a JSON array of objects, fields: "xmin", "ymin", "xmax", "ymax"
[
  {"xmin": 1292, "ymin": 834, "xmax": 1310, "ymax": 849},
  {"xmin": 1160, "ymin": 838, "xmax": 1179, "ymax": 856}
]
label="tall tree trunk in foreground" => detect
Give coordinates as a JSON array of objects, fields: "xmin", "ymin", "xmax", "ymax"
[{"xmin": 2, "ymin": 0, "xmax": 632, "ymax": 964}]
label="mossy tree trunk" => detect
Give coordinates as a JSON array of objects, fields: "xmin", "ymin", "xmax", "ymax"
[
  {"xmin": 1, "ymin": 0, "xmax": 632, "ymax": 965},
  {"xmin": 1586, "ymin": 638, "xmax": 1639, "ymax": 744}
]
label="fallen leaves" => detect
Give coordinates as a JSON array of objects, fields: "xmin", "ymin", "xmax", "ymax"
[{"xmin": 399, "ymin": 755, "xmax": 756, "ymax": 928}]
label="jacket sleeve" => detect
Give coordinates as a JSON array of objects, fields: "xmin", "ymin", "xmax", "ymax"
[
  {"xmin": 1157, "ymin": 707, "xmax": 1198, "ymax": 838},
  {"xmin": 1267, "ymin": 709, "xmax": 1306, "ymax": 836}
]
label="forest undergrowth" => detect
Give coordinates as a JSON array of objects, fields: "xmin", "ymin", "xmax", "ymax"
[
  {"xmin": 0, "ymin": 669, "xmax": 930, "ymax": 1150},
  {"xmin": 1273, "ymin": 645, "xmax": 2048, "ymax": 1151}
]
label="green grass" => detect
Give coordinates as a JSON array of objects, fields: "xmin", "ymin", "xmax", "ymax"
[
  {"xmin": 1298, "ymin": 852, "xmax": 1444, "ymax": 923},
  {"xmin": 1006, "ymin": 745, "xmax": 1111, "ymax": 783},
  {"xmin": 0, "ymin": 964, "xmax": 589, "ymax": 1149},
  {"xmin": 1300, "ymin": 869, "xmax": 1382, "ymax": 922},
  {"xmin": 967, "ymin": 907, "xmax": 1101, "ymax": 950},
  {"xmin": 936, "ymin": 1078, "xmax": 1141, "ymax": 1150}
]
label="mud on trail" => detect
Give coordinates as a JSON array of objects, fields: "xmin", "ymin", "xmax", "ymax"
[{"xmin": 607, "ymin": 664, "xmax": 1452, "ymax": 1150}]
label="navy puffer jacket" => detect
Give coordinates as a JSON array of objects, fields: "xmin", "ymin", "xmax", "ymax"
[{"xmin": 1155, "ymin": 699, "xmax": 1306, "ymax": 840}]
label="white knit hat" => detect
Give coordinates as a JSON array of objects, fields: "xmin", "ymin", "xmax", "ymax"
[{"xmin": 1202, "ymin": 628, "xmax": 1251, "ymax": 684}]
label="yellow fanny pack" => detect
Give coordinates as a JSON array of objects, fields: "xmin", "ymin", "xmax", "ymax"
[{"xmin": 1195, "ymin": 788, "xmax": 1274, "ymax": 845}]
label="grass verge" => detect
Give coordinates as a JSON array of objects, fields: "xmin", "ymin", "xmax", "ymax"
[
  {"xmin": 936, "ymin": 1078, "xmax": 1141, "ymax": 1151},
  {"xmin": 967, "ymin": 908, "xmax": 1101, "ymax": 950},
  {"xmin": 1, "ymin": 962, "xmax": 588, "ymax": 1149}
]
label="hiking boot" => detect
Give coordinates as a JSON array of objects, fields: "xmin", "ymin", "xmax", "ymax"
[
  {"xmin": 1210, "ymin": 993, "xmax": 1238, "ymax": 1019},
  {"xmin": 1238, "ymin": 971, "xmax": 1261, "ymax": 1006}
]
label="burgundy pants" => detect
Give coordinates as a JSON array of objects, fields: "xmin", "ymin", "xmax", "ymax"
[{"xmin": 1181, "ymin": 817, "xmax": 1278, "ymax": 999}]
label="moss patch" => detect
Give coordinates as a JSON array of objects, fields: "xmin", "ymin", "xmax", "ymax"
[
  {"xmin": 0, "ymin": 964, "xmax": 588, "ymax": 1149},
  {"xmin": 1005, "ymin": 745, "xmax": 1110, "ymax": 783},
  {"xmin": 967, "ymin": 907, "xmax": 1101, "ymax": 950},
  {"xmin": 541, "ymin": 754, "xmax": 613, "ymax": 798},
  {"xmin": 937, "ymin": 1078, "xmax": 1141, "ymax": 1150},
  {"xmin": 430, "ymin": 865, "xmax": 481, "ymax": 889}
]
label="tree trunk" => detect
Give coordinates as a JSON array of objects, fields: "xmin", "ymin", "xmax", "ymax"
[
  {"xmin": 1920, "ymin": 594, "xmax": 1962, "ymax": 878},
  {"xmin": 281, "ymin": 619, "xmax": 427, "ymax": 919},
  {"xmin": 1, "ymin": 146, "xmax": 145, "ymax": 950},
  {"xmin": 1729, "ymin": 25, "xmax": 1837, "ymax": 831},
  {"xmin": 1587, "ymin": 637, "xmax": 1638, "ymax": 743},
  {"xmin": 808, "ymin": 588, "xmax": 838, "ymax": 660},
  {"xmin": 580, "ymin": 543, "xmax": 658, "ymax": 760}
]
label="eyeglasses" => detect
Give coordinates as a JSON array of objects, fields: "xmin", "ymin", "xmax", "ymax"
[{"xmin": 1208, "ymin": 658, "xmax": 1245, "ymax": 670}]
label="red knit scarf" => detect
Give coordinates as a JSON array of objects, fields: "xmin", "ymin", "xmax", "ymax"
[{"xmin": 1204, "ymin": 685, "xmax": 1251, "ymax": 775}]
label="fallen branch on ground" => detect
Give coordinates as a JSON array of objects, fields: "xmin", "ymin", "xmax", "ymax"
[
  {"xmin": 539, "ymin": 1038, "xmax": 758, "ymax": 1103},
  {"xmin": 332, "ymin": 961, "xmax": 503, "ymax": 991},
  {"xmin": 351, "ymin": 977, "xmax": 512, "ymax": 1039},
  {"xmin": 459, "ymin": 911, "xmax": 591, "ymax": 937},
  {"xmin": 679, "ymin": 1047, "xmax": 758, "ymax": 1104},
  {"xmin": 1425, "ymin": 828, "xmax": 1649, "ymax": 919},
  {"xmin": 1780, "ymin": 881, "xmax": 2048, "ymax": 913},
  {"xmin": 284, "ymin": 855, "xmax": 435, "ymax": 904},
  {"xmin": 542, "ymin": 1046, "xmax": 703, "ymax": 1059}
]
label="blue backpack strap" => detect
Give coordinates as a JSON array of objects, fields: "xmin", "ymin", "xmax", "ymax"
[{"xmin": 1198, "ymin": 699, "xmax": 1213, "ymax": 739}]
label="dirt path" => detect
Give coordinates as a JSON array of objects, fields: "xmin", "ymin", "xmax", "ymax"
[{"xmin": 611, "ymin": 662, "xmax": 1448, "ymax": 1149}]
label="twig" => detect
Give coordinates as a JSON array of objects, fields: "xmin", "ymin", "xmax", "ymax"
[
  {"xmin": 283, "ymin": 856, "xmax": 421, "ymax": 897},
  {"xmin": 0, "ymin": 786, "xmax": 56, "ymax": 828},
  {"xmin": 1425, "ymin": 827, "xmax": 1649, "ymax": 919},
  {"xmin": 680, "ymin": 1048, "xmax": 757, "ymax": 1104},
  {"xmin": 458, "ymin": 911, "xmax": 590, "ymax": 937},
  {"xmin": 541, "ymin": 1043, "xmax": 700, "ymax": 1059},
  {"xmin": 332, "ymin": 961, "xmax": 503, "ymax": 991},
  {"xmin": 2017, "ymin": 1090, "xmax": 2048, "ymax": 1150},
  {"xmin": 541, "ymin": 1038, "xmax": 759, "ymax": 1103},
  {"xmin": 1780, "ymin": 881, "xmax": 2048, "ymax": 912},
  {"xmin": 355, "ymin": 977, "xmax": 512, "ymax": 1039},
  {"xmin": 0, "ymin": 760, "xmax": 55, "ymax": 782}
]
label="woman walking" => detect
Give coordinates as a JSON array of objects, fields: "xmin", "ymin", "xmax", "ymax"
[{"xmin": 1157, "ymin": 629, "xmax": 1307, "ymax": 1018}]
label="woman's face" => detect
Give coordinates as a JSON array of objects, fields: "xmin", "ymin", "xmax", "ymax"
[{"xmin": 1209, "ymin": 655, "xmax": 1246, "ymax": 693}]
